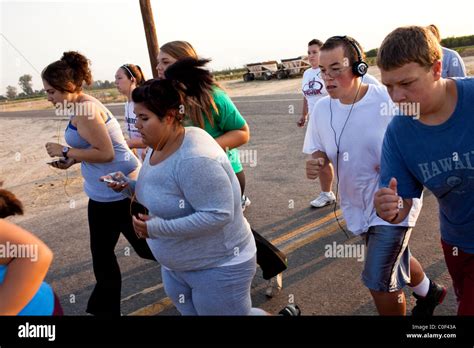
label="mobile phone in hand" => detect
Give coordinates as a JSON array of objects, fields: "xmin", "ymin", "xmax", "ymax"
[{"xmin": 47, "ymin": 158, "xmax": 67, "ymax": 166}]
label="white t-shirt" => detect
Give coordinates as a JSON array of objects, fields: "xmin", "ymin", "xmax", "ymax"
[
  {"xmin": 360, "ymin": 73, "xmax": 381, "ymax": 87},
  {"xmin": 302, "ymin": 68, "xmax": 380, "ymax": 116},
  {"xmin": 303, "ymin": 84, "xmax": 421, "ymax": 235},
  {"xmin": 302, "ymin": 68, "xmax": 327, "ymax": 115},
  {"xmin": 124, "ymin": 101, "xmax": 145, "ymax": 159}
]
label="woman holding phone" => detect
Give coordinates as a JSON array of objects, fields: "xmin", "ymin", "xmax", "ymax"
[{"xmin": 43, "ymin": 51, "xmax": 155, "ymax": 316}]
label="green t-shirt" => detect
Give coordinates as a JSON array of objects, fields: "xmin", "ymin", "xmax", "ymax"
[{"xmin": 184, "ymin": 87, "xmax": 247, "ymax": 173}]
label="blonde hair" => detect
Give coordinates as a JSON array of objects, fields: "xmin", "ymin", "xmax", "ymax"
[
  {"xmin": 160, "ymin": 41, "xmax": 217, "ymax": 129},
  {"xmin": 427, "ymin": 24, "xmax": 442, "ymax": 43},
  {"xmin": 160, "ymin": 41, "xmax": 198, "ymax": 60},
  {"xmin": 377, "ymin": 26, "xmax": 442, "ymax": 71}
]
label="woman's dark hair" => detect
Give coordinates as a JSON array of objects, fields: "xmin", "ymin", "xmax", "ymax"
[
  {"xmin": 164, "ymin": 58, "xmax": 218, "ymax": 128},
  {"xmin": 120, "ymin": 64, "xmax": 146, "ymax": 86},
  {"xmin": 308, "ymin": 39, "xmax": 323, "ymax": 47},
  {"xmin": 42, "ymin": 51, "xmax": 92, "ymax": 93},
  {"xmin": 132, "ymin": 79, "xmax": 185, "ymax": 122},
  {"xmin": 0, "ymin": 187, "xmax": 24, "ymax": 218}
]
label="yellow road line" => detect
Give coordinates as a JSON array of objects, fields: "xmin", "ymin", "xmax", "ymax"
[
  {"xmin": 271, "ymin": 210, "xmax": 342, "ymax": 246},
  {"xmin": 283, "ymin": 220, "xmax": 343, "ymax": 254},
  {"xmin": 128, "ymin": 297, "xmax": 174, "ymax": 316},
  {"xmin": 121, "ymin": 283, "xmax": 164, "ymax": 303}
]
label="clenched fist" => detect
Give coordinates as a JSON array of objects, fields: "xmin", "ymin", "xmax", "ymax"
[
  {"xmin": 374, "ymin": 177, "xmax": 401, "ymax": 222},
  {"xmin": 306, "ymin": 158, "xmax": 325, "ymax": 180}
]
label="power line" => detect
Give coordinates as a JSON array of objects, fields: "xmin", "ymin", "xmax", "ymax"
[{"xmin": 0, "ymin": 32, "xmax": 41, "ymax": 75}]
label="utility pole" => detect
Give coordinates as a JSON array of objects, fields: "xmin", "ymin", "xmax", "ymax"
[{"xmin": 139, "ymin": 0, "xmax": 159, "ymax": 78}]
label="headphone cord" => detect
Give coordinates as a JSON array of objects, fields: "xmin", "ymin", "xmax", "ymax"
[{"xmin": 329, "ymin": 79, "xmax": 364, "ymax": 239}]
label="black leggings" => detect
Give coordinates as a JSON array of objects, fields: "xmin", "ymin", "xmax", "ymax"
[{"xmin": 86, "ymin": 198, "xmax": 155, "ymax": 316}]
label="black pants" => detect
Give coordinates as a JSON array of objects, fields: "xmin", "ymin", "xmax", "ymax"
[{"xmin": 86, "ymin": 198, "xmax": 156, "ymax": 316}]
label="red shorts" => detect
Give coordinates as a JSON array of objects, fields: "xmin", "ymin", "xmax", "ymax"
[
  {"xmin": 52, "ymin": 291, "xmax": 64, "ymax": 316},
  {"xmin": 441, "ymin": 239, "xmax": 474, "ymax": 316}
]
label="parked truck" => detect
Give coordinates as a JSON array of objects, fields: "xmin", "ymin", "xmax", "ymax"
[
  {"xmin": 276, "ymin": 56, "xmax": 310, "ymax": 79},
  {"xmin": 242, "ymin": 61, "xmax": 279, "ymax": 81},
  {"xmin": 242, "ymin": 56, "xmax": 310, "ymax": 82}
]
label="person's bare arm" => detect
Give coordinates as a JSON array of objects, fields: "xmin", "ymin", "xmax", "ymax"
[
  {"xmin": 126, "ymin": 138, "xmax": 147, "ymax": 149},
  {"xmin": 69, "ymin": 105, "xmax": 115, "ymax": 162},
  {"xmin": 45, "ymin": 103, "xmax": 114, "ymax": 163},
  {"xmin": 214, "ymin": 124, "xmax": 250, "ymax": 150},
  {"xmin": 0, "ymin": 219, "xmax": 53, "ymax": 315},
  {"xmin": 297, "ymin": 98, "xmax": 308, "ymax": 127}
]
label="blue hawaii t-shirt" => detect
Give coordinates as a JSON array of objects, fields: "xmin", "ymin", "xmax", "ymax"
[{"xmin": 380, "ymin": 78, "xmax": 474, "ymax": 253}]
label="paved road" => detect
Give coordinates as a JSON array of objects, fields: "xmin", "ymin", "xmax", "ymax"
[{"xmin": 1, "ymin": 94, "xmax": 457, "ymax": 316}]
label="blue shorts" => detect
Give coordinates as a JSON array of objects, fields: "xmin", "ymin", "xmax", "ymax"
[{"xmin": 361, "ymin": 225, "xmax": 412, "ymax": 292}]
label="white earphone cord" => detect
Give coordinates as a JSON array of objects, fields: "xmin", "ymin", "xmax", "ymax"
[{"xmin": 329, "ymin": 77, "xmax": 364, "ymax": 239}]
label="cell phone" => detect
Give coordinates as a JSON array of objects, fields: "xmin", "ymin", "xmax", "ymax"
[
  {"xmin": 102, "ymin": 177, "xmax": 118, "ymax": 184},
  {"xmin": 106, "ymin": 172, "xmax": 127, "ymax": 184},
  {"xmin": 47, "ymin": 159, "xmax": 67, "ymax": 166}
]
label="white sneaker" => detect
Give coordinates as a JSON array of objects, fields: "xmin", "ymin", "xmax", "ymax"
[
  {"xmin": 265, "ymin": 273, "xmax": 283, "ymax": 298},
  {"xmin": 310, "ymin": 191, "xmax": 336, "ymax": 208},
  {"xmin": 241, "ymin": 195, "xmax": 251, "ymax": 211}
]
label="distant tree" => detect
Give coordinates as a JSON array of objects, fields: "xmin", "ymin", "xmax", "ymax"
[
  {"xmin": 103, "ymin": 80, "xmax": 114, "ymax": 88},
  {"xmin": 0, "ymin": 95, "xmax": 7, "ymax": 101},
  {"xmin": 441, "ymin": 35, "xmax": 474, "ymax": 48},
  {"xmin": 18, "ymin": 74, "xmax": 34, "ymax": 95},
  {"xmin": 6, "ymin": 86, "xmax": 17, "ymax": 99},
  {"xmin": 90, "ymin": 80, "xmax": 104, "ymax": 89},
  {"xmin": 33, "ymin": 89, "xmax": 46, "ymax": 97},
  {"xmin": 365, "ymin": 48, "xmax": 378, "ymax": 58}
]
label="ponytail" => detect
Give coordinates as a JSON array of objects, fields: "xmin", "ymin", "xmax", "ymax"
[
  {"xmin": 121, "ymin": 64, "xmax": 146, "ymax": 86},
  {"xmin": 42, "ymin": 51, "xmax": 92, "ymax": 93},
  {"xmin": 164, "ymin": 58, "xmax": 217, "ymax": 128}
]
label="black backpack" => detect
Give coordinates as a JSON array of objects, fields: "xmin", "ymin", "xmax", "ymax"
[{"xmin": 252, "ymin": 228, "xmax": 288, "ymax": 280}]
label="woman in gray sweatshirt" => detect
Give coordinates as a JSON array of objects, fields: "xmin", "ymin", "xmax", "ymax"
[{"xmin": 104, "ymin": 78, "xmax": 257, "ymax": 315}]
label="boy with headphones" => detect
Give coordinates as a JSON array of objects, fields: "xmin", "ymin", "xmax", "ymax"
[
  {"xmin": 375, "ymin": 26, "xmax": 474, "ymax": 315},
  {"xmin": 304, "ymin": 36, "xmax": 445, "ymax": 315},
  {"xmin": 300, "ymin": 39, "xmax": 380, "ymax": 208}
]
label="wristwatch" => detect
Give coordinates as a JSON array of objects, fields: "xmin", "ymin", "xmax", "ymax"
[{"xmin": 62, "ymin": 146, "xmax": 70, "ymax": 159}]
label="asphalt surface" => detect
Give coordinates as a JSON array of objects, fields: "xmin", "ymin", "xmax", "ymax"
[{"xmin": 1, "ymin": 94, "xmax": 457, "ymax": 316}]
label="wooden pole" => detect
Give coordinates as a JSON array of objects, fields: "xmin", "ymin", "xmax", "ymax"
[{"xmin": 139, "ymin": 0, "xmax": 159, "ymax": 78}]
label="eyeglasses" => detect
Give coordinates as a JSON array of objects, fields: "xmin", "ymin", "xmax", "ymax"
[{"xmin": 317, "ymin": 66, "xmax": 350, "ymax": 79}]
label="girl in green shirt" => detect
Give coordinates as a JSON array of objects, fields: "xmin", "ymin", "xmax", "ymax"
[{"xmin": 156, "ymin": 41, "xmax": 251, "ymax": 210}]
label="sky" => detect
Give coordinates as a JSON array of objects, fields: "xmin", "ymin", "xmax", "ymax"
[{"xmin": 1, "ymin": 0, "xmax": 473, "ymax": 94}]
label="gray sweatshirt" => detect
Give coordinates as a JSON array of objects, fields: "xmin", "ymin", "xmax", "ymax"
[{"xmin": 133, "ymin": 127, "xmax": 254, "ymax": 271}]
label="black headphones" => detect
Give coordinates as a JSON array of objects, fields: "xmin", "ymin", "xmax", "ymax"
[{"xmin": 331, "ymin": 36, "xmax": 368, "ymax": 77}]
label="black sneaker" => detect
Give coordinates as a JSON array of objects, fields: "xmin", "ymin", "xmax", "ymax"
[
  {"xmin": 278, "ymin": 304, "xmax": 301, "ymax": 316},
  {"xmin": 412, "ymin": 280, "xmax": 447, "ymax": 317}
]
